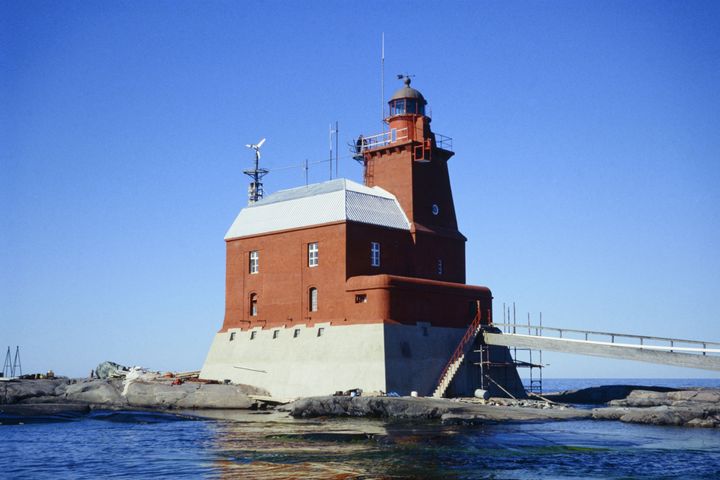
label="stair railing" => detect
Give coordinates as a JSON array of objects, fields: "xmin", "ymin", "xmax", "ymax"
[{"xmin": 433, "ymin": 301, "xmax": 486, "ymax": 396}]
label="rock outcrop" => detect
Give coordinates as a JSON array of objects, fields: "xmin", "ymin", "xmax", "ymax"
[
  {"xmin": 1, "ymin": 377, "xmax": 268, "ymax": 413},
  {"xmin": 286, "ymin": 396, "xmax": 591, "ymax": 423},
  {"xmin": 592, "ymin": 389, "xmax": 720, "ymax": 428},
  {"xmin": 543, "ymin": 385, "xmax": 678, "ymax": 404}
]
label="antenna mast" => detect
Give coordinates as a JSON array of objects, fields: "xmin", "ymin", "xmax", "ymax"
[
  {"xmin": 381, "ymin": 32, "xmax": 385, "ymax": 130},
  {"xmin": 244, "ymin": 138, "xmax": 269, "ymax": 204}
]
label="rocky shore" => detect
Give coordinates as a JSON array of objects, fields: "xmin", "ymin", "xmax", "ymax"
[
  {"xmin": 3, "ymin": 378, "xmax": 718, "ymax": 429},
  {"xmin": 284, "ymin": 395, "xmax": 589, "ymax": 424},
  {"xmin": 591, "ymin": 389, "xmax": 720, "ymax": 428},
  {"xmin": 0, "ymin": 377, "xmax": 267, "ymax": 415}
]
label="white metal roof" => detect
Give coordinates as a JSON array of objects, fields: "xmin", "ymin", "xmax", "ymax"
[{"xmin": 225, "ymin": 179, "xmax": 410, "ymax": 240}]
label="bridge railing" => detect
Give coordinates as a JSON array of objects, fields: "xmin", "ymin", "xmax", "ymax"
[{"xmin": 490, "ymin": 323, "xmax": 720, "ymax": 355}]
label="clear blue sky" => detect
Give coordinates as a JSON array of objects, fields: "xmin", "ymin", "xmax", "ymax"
[{"xmin": 2, "ymin": 1, "xmax": 719, "ymax": 379}]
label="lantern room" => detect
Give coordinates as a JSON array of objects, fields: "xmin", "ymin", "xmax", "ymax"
[{"xmin": 388, "ymin": 77, "xmax": 427, "ymax": 117}]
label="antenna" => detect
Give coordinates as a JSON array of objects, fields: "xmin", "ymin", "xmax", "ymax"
[
  {"xmin": 329, "ymin": 121, "xmax": 339, "ymax": 179},
  {"xmin": 381, "ymin": 32, "xmax": 385, "ymax": 129},
  {"xmin": 243, "ymin": 138, "xmax": 269, "ymax": 204},
  {"xmin": 3, "ymin": 346, "xmax": 11, "ymax": 378},
  {"xmin": 2, "ymin": 346, "xmax": 20, "ymax": 378},
  {"xmin": 329, "ymin": 124, "xmax": 333, "ymax": 180},
  {"xmin": 13, "ymin": 346, "xmax": 21, "ymax": 377}
]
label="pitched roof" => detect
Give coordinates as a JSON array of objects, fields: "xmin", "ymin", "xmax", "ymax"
[{"xmin": 225, "ymin": 178, "xmax": 410, "ymax": 240}]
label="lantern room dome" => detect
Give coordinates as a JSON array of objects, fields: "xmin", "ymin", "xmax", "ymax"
[
  {"xmin": 389, "ymin": 77, "xmax": 427, "ymax": 104},
  {"xmin": 388, "ymin": 77, "xmax": 427, "ymax": 117}
]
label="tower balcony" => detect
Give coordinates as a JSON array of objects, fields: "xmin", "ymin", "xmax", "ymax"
[{"xmin": 354, "ymin": 127, "xmax": 453, "ymax": 158}]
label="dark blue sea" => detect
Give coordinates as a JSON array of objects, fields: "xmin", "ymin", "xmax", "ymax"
[{"xmin": 2, "ymin": 379, "xmax": 719, "ymax": 479}]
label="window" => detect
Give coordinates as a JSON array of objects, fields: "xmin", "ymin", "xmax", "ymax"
[
  {"xmin": 406, "ymin": 99, "xmax": 417, "ymax": 114},
  {"xmin": 437, "ymin": 259, "xmax": 443, "ymax": 275},
  {"xmin": 355, "ymin": 294, "xmax": 367, "ymax": 304},
  {"xmin": 308, "ymin": 242, "xmax": 318, "ymax": 267},
  {"xmin": 309, "ymin": 287, "xmax": 318, "ymax": 312},
  {"xmin": 250, "ymin": 293, "xmax": 258, "ymax": 317},
  {"xmin": 272, "ymin": 330, "xmax": 279, "ymax": 339},
  {"xmin": 317, "ymin": 327, "xmax": 325, "ymax": 337},
  {"xmin": 249, "ymin": 250, "xmax": 259, "ymax": 274},
  {"xmin": 229, "ymin": 332, "xmax": 236, "ymax": 341},
  {"xmin": 250, "ymin": 331, "xmax": 257, "ymax": 340},
  {"xmin": 371, "ymin": 242, "xmax": 381, "ymax": 267},
  {"xmin": 293, "ymin": 328, "xmax": 301, "ymax": 338}
]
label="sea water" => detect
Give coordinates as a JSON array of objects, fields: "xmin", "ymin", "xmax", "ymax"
[{"xmin": 2, "ymin": 379, "xmax": 719, "ymax": 479}]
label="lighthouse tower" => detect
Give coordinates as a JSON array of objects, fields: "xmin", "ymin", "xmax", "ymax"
[
  {"xmin": 200, "ymin": 78, "xmax": 523, "ymax": 399},
  {"xmin": 362, "ymin": 76, "xmax": 465, "ymax": 283}
]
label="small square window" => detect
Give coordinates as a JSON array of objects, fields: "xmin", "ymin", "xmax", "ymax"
[
  {"xmin": 293, "ymin": 329, "xmax": 301, "ymax": 338},
  {"xmin": 249, "ymin": 251, "xmax": 259, "ymax": 274},
  {"xmin": 317, "ymin": 327, "xmax": 325, "ymax": 337},
  {"xmin": 273, "ymin": 330, "xmax": 279, "ymax": 339},
  {"xmin": 308, "ymin": 242, "xmax": 319, "ymax": 267},
  {"xmin": 355, "ymin": 294, "xmax": 367, "ymax": 304},
  {"xmin": 229, "ymin": 332, "xmax": 236, "ymax": 341},
  {"xmin": 250, "ymin": 331, "xmax": 257, "ymax": 340}
]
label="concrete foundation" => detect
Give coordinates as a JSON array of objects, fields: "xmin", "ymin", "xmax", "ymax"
[{"xmin": 200, "ymin": 322, "xmax": 485, "ymax": 399}]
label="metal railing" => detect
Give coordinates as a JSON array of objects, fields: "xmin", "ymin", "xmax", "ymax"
[
  {"xmin": 358, "ymin": 128, "xmax": 409, "ymax": 152},
  {"xmin": 433, "ymin": 302, "xmax": 484, "ymax": 397},
  {"xmin": 490, "ymin": 323, "xmax": 720, "ymax": 355},
  {"xmin": 357, "ymin": 128, "xmax": 453, "ymax": 154},
  {"xmin": 435, "ymin": 133, "xmax": 453, "ymax": 151}
]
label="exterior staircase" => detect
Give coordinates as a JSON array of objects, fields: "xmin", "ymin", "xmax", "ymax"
[{"xmin": 432, "ymin": 302, "xmax": 484, "ymax": 398}]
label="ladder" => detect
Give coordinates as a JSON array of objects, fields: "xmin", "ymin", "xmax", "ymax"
[{"xmin": 432, "ymin": 302, "xmax": 484, "ymax": 398}]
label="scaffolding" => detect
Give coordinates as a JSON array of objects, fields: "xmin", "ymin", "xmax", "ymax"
[{"xmin": 477, "ymin": 302, "xmax": 544, "ymax": 395}]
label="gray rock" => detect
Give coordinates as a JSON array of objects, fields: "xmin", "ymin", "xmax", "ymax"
[
  {"xmin": 1, "ymin": 379, "xmax": 71, "ymax": 404},
  {"xmin": 592, "ymin": 407, "xmax": 631, "ymax": 421},
  {"xmin": 287, "ymin": 396, "xmax": 591, "ymax": 422},
  {"xmin": 122, "ymin": 381, "xmax": 262, "ymax": 410},
  {"xmin": 175, "ymin": 384, "xmax": 262, "ymax": 409},
  {"xmin": 543, "ymin": 385, "xmax": 677, "ymax": 405},
  {"xmin": 64, "ymin": 379, "xmax": 128, "ymax": 406},
  {"xmin": 687, "ymin": 417, "xmax": 719, "ymax": 428}
]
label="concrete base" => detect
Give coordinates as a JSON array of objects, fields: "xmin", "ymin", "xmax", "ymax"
[{"xmin": 200, "ymin": 322, "xmax": 484, "ymax": 399}]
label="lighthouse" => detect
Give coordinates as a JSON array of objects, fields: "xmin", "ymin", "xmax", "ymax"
[{"xmin": 199, "ymin": 78, "xmax": 522, "ymax": 399}]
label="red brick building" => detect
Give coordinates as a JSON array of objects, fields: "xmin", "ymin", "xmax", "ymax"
[{"xmin": 201, "ymin": 79, "xmax": 499, "ymax": 398}]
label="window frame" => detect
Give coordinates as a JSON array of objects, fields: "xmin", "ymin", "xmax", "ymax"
[
  {"xmin": 249, "ymin": 293, "xmax": 258, "ymax": 317},
  {"xmin": 370, "ymin": 242, "xmax": 381, "ymax": 267},
  {"xmin": 308, "ymin": 242, "xmax": 319, "ymax": 267},
  {"xmin": 309, "ymin": 287, "xmax": 318, "ymax": 312},
  {"xmin": 249, "ymin": 250, "xmax": 259, "ymax": 274}
]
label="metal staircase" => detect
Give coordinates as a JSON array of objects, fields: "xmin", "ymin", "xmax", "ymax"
[{"xmin": 432, "ymin": 302, "xmax": 484, "ymax": 398}]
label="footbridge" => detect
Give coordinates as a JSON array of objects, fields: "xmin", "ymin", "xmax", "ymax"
[{"xmin": 483, "ymin": 324, "xmax": 720, "ymax": 371}]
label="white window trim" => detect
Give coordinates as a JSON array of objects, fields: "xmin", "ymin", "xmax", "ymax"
[
  {"xmin": 308, "ymin": 242, "xmax": 319, "ymax": 267},
  {"xmin": 249, "ymin": 250, "xmax": 259, "ymax": 274}
]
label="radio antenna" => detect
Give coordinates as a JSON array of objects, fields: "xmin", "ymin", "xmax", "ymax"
[{"xmin": 381, "ymin": 32, "xmax": 385, "ymax": 130}]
